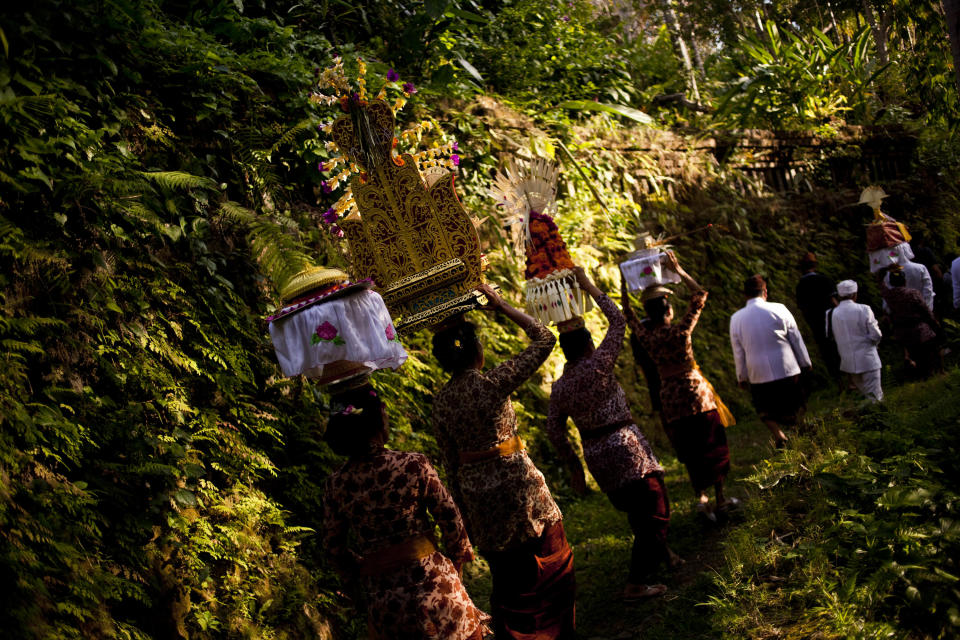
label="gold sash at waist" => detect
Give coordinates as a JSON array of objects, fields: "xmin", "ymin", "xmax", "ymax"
[
  {"xmin": 660, "ymin": 360, "xmax": 737, "ymax": 428},
  {"xmin": 459, "ymin": 435, "xmax": 525, "ymax": 465},
  {"xmin": 359, "ymin": 535, "xmax": 437, "ymax": 576}
]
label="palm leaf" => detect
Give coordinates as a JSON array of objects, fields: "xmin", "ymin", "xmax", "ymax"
[{"xmin": 556, "ymin": 100, "xmax": 653, "ymax": 124}]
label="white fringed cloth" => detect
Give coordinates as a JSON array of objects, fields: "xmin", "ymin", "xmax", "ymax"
[
  {"xmin": 868, "ymin": 242, "xmax": 914, "ymax": 273},
  {"xmin": 524, "ymin": 269, "xmax": 594, "ymax": 324},
  {"xmin": 268, "ymin": 289, "xmax": 407, "ymax": 384}
]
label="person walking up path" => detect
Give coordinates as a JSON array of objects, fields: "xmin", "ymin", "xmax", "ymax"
[
  {"xmin": 623, "ymin": 251, "xmax": 736, "ymax": 523},
  {"xmin": 795, "ymin": 252, "xmax": 840, "ymax": 377},
  {"xmin": 322, "ymin": 385, "xmax": 491, "ymax": 640},
  {"xmin": 432, "ymin": 284, "xmax": 576, "ymax": 640},
  {"xmin": 828, "ymin": 280, "xmax": 883, "ymax": 403},
  {"xmin": 547, "ymin": 267, "xmax": 675, "ymax": 602},
  {"xmin": 730, "ymin": 275, "xmax": 812, "ymax": 448},
  {"xmin": 883, "ymin": 257, "xmax": 935, "ymax": 312},
  {"xmin": 878, "ymin": 266, "xmax": 943, "ymax": 378}
]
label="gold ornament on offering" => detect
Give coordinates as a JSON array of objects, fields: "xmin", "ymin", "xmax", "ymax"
[
  {"xmin": 489, "ymin": 157, "xmax": 592, "ymax": 325},
  {"xmin": 312, "ymin": 57, "xmax": 484, "ymax": 334},
  {"xmin": 859, "ymin": 185, "xmax": 914, "ymax": 273}
]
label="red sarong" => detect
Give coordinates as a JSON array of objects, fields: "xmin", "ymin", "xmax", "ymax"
[
  {"xmin": 485, "ymin": 521, "xmax": 576, "ymax": 640},
  {"xmin": 606, "ymin": 474, "xmax": 671, "ymax": 583},
  {"xmin": 664, "ymin": 409, "xmax": 731, "ymax": 493}
]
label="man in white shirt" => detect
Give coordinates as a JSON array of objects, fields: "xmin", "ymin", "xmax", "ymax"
[
  {"xmin": 827, "ymin": 280, "xmax": 882, "ymax": 403},
  {"xmin": 730, "ymin": 275, "xmax": 812, "ymax": 447},
  {"xmin": 952, "ymin": 256, "xmax": 960, "ymax": 312},
  {"xmin": 883, "ymin": 258, "xmax": 934, "ymax": 311}
]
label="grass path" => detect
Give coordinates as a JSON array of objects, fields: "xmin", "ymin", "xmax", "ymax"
[
  {"xmin": 464, "ymin": 367, "xmax": 960, "ymax": 639},
  {"xmin": 562, "ymin": 415, "xmax": 775, "ymax": 640}
]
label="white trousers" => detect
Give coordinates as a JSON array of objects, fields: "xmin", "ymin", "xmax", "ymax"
[{"xmin": 849, "ymin": 369, "xmax": 883, "ymax": 403}]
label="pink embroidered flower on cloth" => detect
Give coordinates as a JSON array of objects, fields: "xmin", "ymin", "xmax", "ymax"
[
  {"xmin": 643, "ymin": 266, "xmax": 654, "ymax": 275},
  {"xmin": 385, "ymin": 324, "xmax": 398, "ymax": 342},
  {"xmin": 312, "ymin": 321, "xmax": 346, "ymax": 346}
]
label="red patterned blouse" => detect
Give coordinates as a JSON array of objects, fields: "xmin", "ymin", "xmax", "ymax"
[
  {"xmin": 626, "ymin": 290, "xmax": 718, "ymax": 424},
  {"xmin": 323, "ymin": 449, "xmax": 489, "ymax": 640},
  {"xmin": 547, "ymin": 294, "xmax": 663, "ymax": 493},
  {"xmin": 432, "ymin": 321, "xmax": 563, "ymax": 553}
]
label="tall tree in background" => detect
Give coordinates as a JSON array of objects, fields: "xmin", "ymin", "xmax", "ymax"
[
  {"xmin": 659, "ymin": 0, "xmax": 701, "ymax": 101},
  {"xmin": 946, "ymin": 0, "xmax": 960, "ymax": 97},
  {"xmin": 678, "ymin": 0, "xmax": 706, "ymax": 74},
  {"xmin": 862, "ymin": 0, "xmax": 890, "ymax": 64}
]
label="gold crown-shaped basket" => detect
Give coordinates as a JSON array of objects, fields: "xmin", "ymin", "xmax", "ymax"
[{"xmin": 330, "ymin": 99, "xmax": 485, "ymax": 333}]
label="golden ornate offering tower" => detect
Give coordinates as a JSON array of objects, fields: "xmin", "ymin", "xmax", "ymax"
[{"xmin": 314, "ymin": 59, "xmax": 485, "ymax": 333}]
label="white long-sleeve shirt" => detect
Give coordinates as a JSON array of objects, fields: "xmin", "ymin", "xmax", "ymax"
[
  {"xmin": 730, "ymin": 297, "xmax": 812, "ymax": 384},
  {"xmin": 883, "ymin": 260, "xmax": 934, "ymax": 311},
  {"xmin": 827, "ymin": 299, "xmax": 881, "ymax": 374},
  {"xmin": 952, "ymin": 256, "xmax": 960, "ymax": 309}
]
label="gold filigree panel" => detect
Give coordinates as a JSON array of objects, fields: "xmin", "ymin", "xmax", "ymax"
[{"xmin": 334, "ymin": 100, "xmax": 483, "ymax": 328}]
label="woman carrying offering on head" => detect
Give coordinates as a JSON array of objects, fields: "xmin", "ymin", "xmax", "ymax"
[
  {"xmin": 432, "ymin": 284, "xmax": 576, "ymax": 640},
  {"xmin": 321, "ymin": 385, "xmax": 490, "ymax": 640},
  {"xmin": 548, "ymin": 267, "xmax": 676, "ymax": 601},
  {"xmin": 878, "ymin": 264, "xmax": 943, "ymax": 377},
  {"xmin": 622, "ymin": 251, "xmax": 736, "ymax": 523}
]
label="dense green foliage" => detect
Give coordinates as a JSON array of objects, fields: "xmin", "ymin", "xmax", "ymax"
[
  {"xmin": 1, "ymin": 2, "xmax": 343, "ymax": 637},
  {"xmin": 2, "ymin": 0, "xmax": 960, "ymax": 638},
  {"xmin": 707, "ymin": 373, "xmax": 960, "ymax": 639}
]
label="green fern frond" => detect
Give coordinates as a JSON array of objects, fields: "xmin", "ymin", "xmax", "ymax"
[
  {"xmin": 216, "ymin": 201, "xmax": 314, "ymax": 292},
  {"xmin": 141, "ymin": 171, "xmax": 218, "ymax": 191},
  {"xmin": 270, "ymin": 119, "xmax": 316, "ymax": 153},
  {"xmin": 1, "ymin": 339, "xmax": 46, "ymax": 355},
  {"xmin": 0, "ymin": 315, "xmax": 68, "ymax": 335},
  {"xmin": 247, "ymin": 219, "xmax": 314, "ymax": 289},
  {"xmin": 116, "ymin": 201, "xmax": 165, "ymax": 232},
  {"xmin": 218, "ymin": 200, "xmax": 256, "ymax": 224}
]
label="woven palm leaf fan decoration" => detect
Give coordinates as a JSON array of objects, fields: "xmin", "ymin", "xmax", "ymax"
[{"xmin": 489, "ymin": 157, "xmax": 592, "ymax": 325}]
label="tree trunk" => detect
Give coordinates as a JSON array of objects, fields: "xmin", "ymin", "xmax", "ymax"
[
  {"xmin": 677, "ymin": 1, "xmax": 706, "ymax": 75},
  {"xmin": 826, "ymin": 0, "xmax": 846, "ymax": 45},
  {"xmin": 863, "ymin": 0, "xmax": 889, "ymax": 65},
  {"xmin": 659, "ymin": 0, "xmax": 701, "ymax": 102},
  {"xmin": 945, "ymin": 0, "xmax": 960, "ymax": 98}
]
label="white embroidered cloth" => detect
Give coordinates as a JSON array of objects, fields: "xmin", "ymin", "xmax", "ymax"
[
  {"xmin": 268, "ymin": 289, "xmax": 407, "ymax": 382},
  {"xmin": 619, "ymin": 249, "xmax": 681, "ymax": 292},
  {"xmin": 868, "ymin": 242, "xmax": 914, "ymax": 273}
]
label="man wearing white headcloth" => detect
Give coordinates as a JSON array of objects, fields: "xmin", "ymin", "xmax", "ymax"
[{"xmin": 827, "ymin": 280, "xmax": 883, "ymax": 403}]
